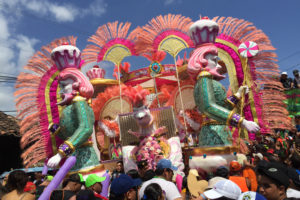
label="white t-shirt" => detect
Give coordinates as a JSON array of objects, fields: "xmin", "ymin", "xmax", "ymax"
[
  {"xmin": 138, "ymin": 178, "xmax": 181, "ymax": 200},
  {"xmin": 287, "ymin": 188, "xmax": 300, "ymax": 198}
]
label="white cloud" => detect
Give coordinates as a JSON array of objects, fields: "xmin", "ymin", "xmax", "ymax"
[
  {"xmin": 83, "ymin": 0, "xmax": 107, "ymax": 17},
  {"xmin": 0, "ymin": 0, "xmax": 108, "ymax": 113},
  {"xmin": 0, "ymin": 0, "xmax": 107, "ymax": 23},
  {"xmin": 15, "ymin": 35, "xmax": 39, "ymax": 68},
  {"xmin": 0, "ymin": 14, "xmax": 10, "ymax": 40},
  {"xmin": 164, "ymin": 0, "xmax": 181, "ymax": 5},
  {"xmin": 0, "ymin": 84, "xmax": 16, "ymax": 112},
  {"xmin": 48, "ymin": 4, "xmax": 78, "ymax": 22}
]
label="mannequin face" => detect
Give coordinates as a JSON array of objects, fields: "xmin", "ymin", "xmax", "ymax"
[
  {"xmin": 59, "ymin": 78, "xmax": 74, "ymax": 95},
  {"xmin": 57, "ymin": 78, "xmax": 75, "ymax": 106},
  {"xmin": 204, "ymin": 53, "xmax": 226, "ymax": 80}
]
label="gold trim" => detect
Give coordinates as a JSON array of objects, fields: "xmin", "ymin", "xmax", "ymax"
[
  {"xmin": 197, "ymin": 71, "xmax": 212, "ymax": 80},
  {"xmin": 58, "ymin": 149, "xmax": 66, "ymax": 157},
  {"xmin": 226, "ymin": 110, "xmax": 235, "ymax": 126},
  {"xmin": 184, "ymin": 146, "xmax": 239, "ymax": 155},
  {"xmin": 238, "ymin": 116, "xmax": 244, "ymax": 129},
  {"xmin": 79, "ymin": 141, "xmax": 93, "ymax": 148},
  {"xmin": 72, "ymin": 96, "xmax": 86, "ymax": 102},
  {"xmin": 65, "ymin": 141, "xmax": 75, "ymax": 152},
  {"xmin": 68, "ymin": 164, "xmax": 105, "ymax": 175},
  {"xmin": 201, "ymin": 120, "xmax": 224, "ymax": 127},
  {"xmin": 90, "ymin": 78, "xmax": 119, "ymax": 85}
]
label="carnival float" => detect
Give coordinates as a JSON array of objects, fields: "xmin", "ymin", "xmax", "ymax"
[{"xmin": 15, "ymin": 14, "xmax": 293, "ymax": 198}]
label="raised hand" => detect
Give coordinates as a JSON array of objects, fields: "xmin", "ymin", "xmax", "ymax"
[
  {"xmin": 241, "ymin": 119, "xmax": 260, "ymax": 133},
  {"xmin": 47, "ymin": 153, "xmax": 63, "ymax": 168},
  {"xmin": 235, "ymin": 85, "xmax": 249, "ymax": 99}
]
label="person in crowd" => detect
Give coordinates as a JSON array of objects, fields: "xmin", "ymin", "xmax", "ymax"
[
  {"xmin": 24, "ymin": 181, "xmax": 36, "ymax": 195},
  {"xmin": 142, "ymin": 169, "xmax": 156, "ymax": 182},
  {"xmin": 85, "ymin": 174, "xmax": 107, "ymax": 200},
  {"xmin": 280, "ymin": 72, "xmax": 293, "ymax": 89},
  {"xmin": 138, "ymin": 159, "xmax": 182, "ymax": 200},
  {"xmin": 137, "ymin": 160, "xmax": 149, "ymax": 179},
  {"xmin": 2, "ymin": 170, "xmax": 35, "ymax": 200},
  {"xmin": 49, "ymin": 173, "xmax": 84, "ymax": 200},
  {"xmin": 35, "ymin": 175, "xmax": 53, "ymax": 199},
  {"xmin": 257, "ymin": 164, "xmax": 290, "ymax": 200},
  {"xmin": 109, "ymin": 174, "xmax": 142, "ymax": 200},
  {"xmin": 76, "ymin": 189, "xmax": 96, "ymax": 200},
  {"xmin": 229, "ymin": 160, "xmax": 250, "ymax": 192},
  {"xmin": 111, "ymin": 161, "xmax": 124, "ymax": 181},
  {"xmin": 215, "ymin": 166, "xmax": 229, "ymax": 179},
  {"xmin": 286, "ymin": 167, "xmax": 300, "ymax": 198},
  {"xmin": 141, "ymin": 183, "xmax": 165, "ymax": 200},
  {"xmin": 33, "ymin": 172, "xmax": 43, "ymax": 186},
  {"xmin": 126, "ymin": 169, "xmax": 140, "ymax": 179},
  {"xmin": 252, "ymin": 153, "xmax": 263, "ymax": 166},
  {"xmin": 203, "ymin": 179, "xmax": 241, "ymax": 200},
  {"xmin": 0, "ymin": 184, "xmax": 7, "ymax": 200},
  {"xmin": 292, "ymin": 69, "xmax": 300, "ymax": 88}
]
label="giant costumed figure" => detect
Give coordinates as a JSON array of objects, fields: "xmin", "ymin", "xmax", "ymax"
[
  {"xmin": 46, "ymin": 44, "xmax": 99, "ymax": 170},
  {"xmin": 187, "ymin": 18, "xmax": 260, "ymax": 146}
]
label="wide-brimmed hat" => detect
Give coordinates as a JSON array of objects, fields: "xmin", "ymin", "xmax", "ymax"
[{"xmin": 187, "ymin": 169, "xmax": 208, "ymax": 197}]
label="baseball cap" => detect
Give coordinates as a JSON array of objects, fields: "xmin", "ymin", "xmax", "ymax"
[
  {"xmin": 287, "ymin": 167, "xmax": 300, "ymax": 187},
  {"xmin": 207, "ymin": 177, "xmax": 226, "ymax": 189},
  {"xmin": 204, "ymin": 179, "xmax": 241, "ymax": 200},
  {"xmin": 253, "ymin": 153, "xmax": 263, "ymax": 160},
  {"xmin": 68, "ymin": 173, "xmax": 85, "ymax": 184},
  {"xmin": 85, "ymin": 174, "xmax": 106, "ymax": 188},
  {"xmin": 156, "ymin": 159, "xmax": 178, "ymax": 171},
  {"xmin": 238, "ymin": 191, "xmax": 266, "ymax": 200},
  {"xmin": 44, "ymin": 175, "xmax": 54, "ymax": 181},
  {"xmin": 110, "ymin": 174, "xmax": 142, "ymax": 195},
  {"xmin": 281, "ymin": 72, "xmax": 287, "ymax": 75},
  {"xmin": 230, "ymin": 160, "xmax": 241, "ymax": 172},
  {"xmin": 258, "ymin": 164, "xmax": 290, "ymax": 188}
]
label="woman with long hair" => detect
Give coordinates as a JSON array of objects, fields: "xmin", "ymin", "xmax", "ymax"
[
  {"xmin": 142, "ymin": 183, "xmax": 165, "ymax": 200},
  {"xmin": 2, "ymin": 170, "xmax": 35, "ymax": 200}
]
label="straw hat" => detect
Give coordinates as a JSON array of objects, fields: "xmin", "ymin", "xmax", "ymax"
[{"xmin": 187, "ymin": 169, "xmax": 208, "ymax": 197}]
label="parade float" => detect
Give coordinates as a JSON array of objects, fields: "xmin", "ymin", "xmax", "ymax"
[{"xmin": 15, "ymin": 14, "xmax": 292, "ymax": 191}]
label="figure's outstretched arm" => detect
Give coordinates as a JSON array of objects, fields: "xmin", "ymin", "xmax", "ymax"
[
  {"xmin": 195, "ymin": 72, "xmax": 236, "ymax": 125},
  {"xmin": 47, "ymin": 101, "xmax": 94, "ymax": 168},
  {"xmin": 59, "ymin": 100, "xmax": 94, "ymax": 156},
  {"xmin": 195, "ymin": 71, "xmax": 260, "ymax": 133}
]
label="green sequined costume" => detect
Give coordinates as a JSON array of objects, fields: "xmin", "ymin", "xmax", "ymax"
[
  {"xmin": 58, "ymin": 100, "xmax": 99, "ymax": 171},
  {"xmin": 194, "ymin": 72, "xmax": 235, "ymax": 146}
]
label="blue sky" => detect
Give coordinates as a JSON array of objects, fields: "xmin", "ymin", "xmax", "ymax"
[{"xmin": 0, "ymin": 0, "xmax": 299, "ymax": 114}]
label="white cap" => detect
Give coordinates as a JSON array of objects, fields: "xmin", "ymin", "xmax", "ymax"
[
  {"xmin": 281, "ymin": 72, "xmax": 287, "ymax": 75},
  {"xmin": 253, "ymin": 153, "xmax": 263, "ymax": 160},
  {"xmin": 204, "ymin": 180, "xmax": 241, "ymax": 200}
]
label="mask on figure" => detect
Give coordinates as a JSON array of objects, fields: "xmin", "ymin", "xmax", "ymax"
[
  {"xmin": 57, "ymin": 78, "xmax": 75, "ymax": 106},
  {"xmin": 204, "ymin": 53, "xmax": 226, "ymax": 81},
  {"xmin": 133, "ymin": 106, "xmax": 153, "ymax": 127}
]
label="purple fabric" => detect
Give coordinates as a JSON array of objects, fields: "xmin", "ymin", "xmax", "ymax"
[{"xmin": 38, "ymin": 156, "xmax": 76, "ymax": 200}]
